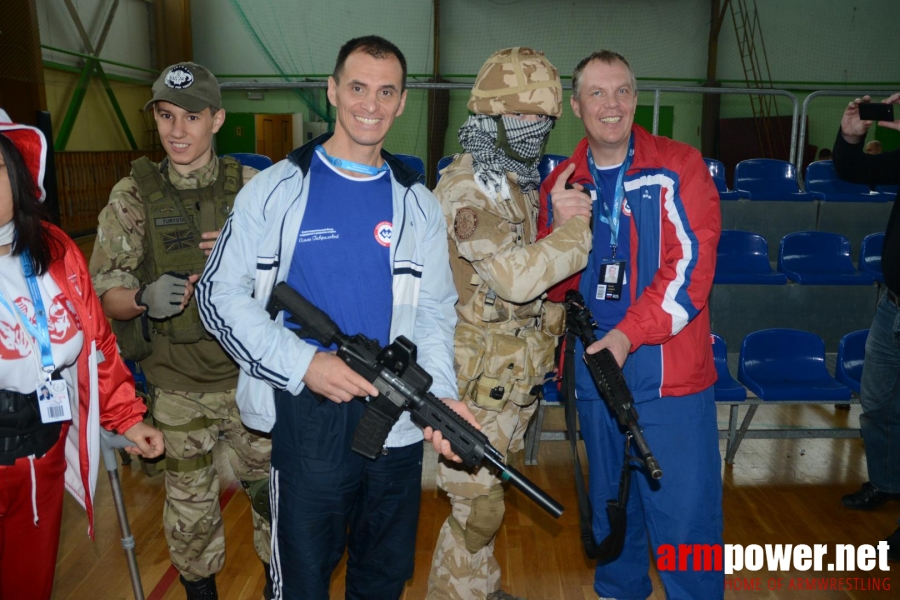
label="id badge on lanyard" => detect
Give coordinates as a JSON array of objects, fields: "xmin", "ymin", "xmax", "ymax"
[
  {"xmin": 0, "ymin": 252, "xmax": 72, "ymax": 423},
  {"xmin": 588, "ymin": 134, "xmax": 634, "ymax": 302}
]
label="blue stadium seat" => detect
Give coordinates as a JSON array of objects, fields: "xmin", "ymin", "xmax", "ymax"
[
  {"xmin": 734, "ymin": 159, "xmax": 823, "ymax": 201},
  {"xmin": 704, "ymin": 158, "xmax": 745, "ymax": 200},
  {"xmin": 715, "ymin": 230, "xmax": 787, "ymax": 284},
  {"xmin": 860, "ymin": 232, "xmax": 885, "ymax": 283},
  {"xmin": 877, "ymin": 184, "xmax": 898, "ymax": 195},
  {"xmin": 395, "ymin": 154, "xmax": 425, "ymax": 183},
  {"xmin": 738, "ymin": 329, "xmax": 852, "ymax": 400},
  {"xmin": 836, "ymin": 329, "xmax": 868, "ymax": 394},
  {"xmin": 805, "ymin": 160, "xmax": 888, "ymax": 202},
  {"xmin": 712, "ymin": 333, "xmax": 746, "ymax": 401},
  {"xmin": 436, "ymin": 155, "xmax": 454, "ymax": 184},
  {"xmin": 538, "ymin": 154, "xmax": 568, "ymax": 183},
  {"xmin": 778, "ymin": 231, "xmax": 874, "ymax": 285},
  {"xmin": 224, "ymin": 153, "xmax": 274, "ymax": 171}
]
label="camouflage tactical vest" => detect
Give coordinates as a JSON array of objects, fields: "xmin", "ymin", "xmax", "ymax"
[
  {"xmin": 114, "ymin": 156, "xmax": 241, "ymax": 358},
  {"xmin": 440, "ymin": 158, "xmax": 566, "ymax": 409}
]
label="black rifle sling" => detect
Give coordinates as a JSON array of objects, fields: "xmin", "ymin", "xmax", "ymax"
[
  {"xmin": 563, "ymin": 330, "xmax": 599, "ymax": 558},
  {"xmin": 563, "ymin": 331, "xmax": 631, "ymax": 561}
]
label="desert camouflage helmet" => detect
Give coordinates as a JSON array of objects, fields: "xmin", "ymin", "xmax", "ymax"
[{"xmin": 468, "ymin": 47, "xmax": 562, "ymax": 119}]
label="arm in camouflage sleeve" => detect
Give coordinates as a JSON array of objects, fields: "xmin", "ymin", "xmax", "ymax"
[
  {"xmin": 441, "ymin": 176, "xmax": 591, "ymax": 305},
  {"xmin": 89, "ymin": 179, "xmax": 147, "ymax": 320}
]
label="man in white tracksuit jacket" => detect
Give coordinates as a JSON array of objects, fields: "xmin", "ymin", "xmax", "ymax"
[{"xmin": 197, "ymin": 35, "xmax": 476, "ymax": 600}]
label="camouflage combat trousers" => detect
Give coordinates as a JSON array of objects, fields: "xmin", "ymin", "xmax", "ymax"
[
  {"xmin": 153, "ymin": 387, "xmax": 272, "ymax": 581},
  {"xmin": 427, "ymin": 397, "xmax": 538, "ymax": 600}
]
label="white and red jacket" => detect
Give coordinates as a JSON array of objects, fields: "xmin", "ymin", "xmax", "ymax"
[
  {"xmin": 539, "ymin": 125, "xmax": 720, "ymax": 401},
  {"xmin": 46, "ymin": 222, "xmax": 146, "ymax": 537}
]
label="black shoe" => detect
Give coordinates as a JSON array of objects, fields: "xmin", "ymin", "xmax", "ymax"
[
  {"xmin": 841, "ymin": 482, "xmax": 900, "ymax": 511},
  {"xmin": 180, "ymin": 574, "xmax": 218, "ymax": 600},
  {"xmin": 835, "ymin": 404, "xmax": 851, "ymax": 411},
  {"xmin": 887, "ymin": 527, "xmax": 900, "ymax": 562}
]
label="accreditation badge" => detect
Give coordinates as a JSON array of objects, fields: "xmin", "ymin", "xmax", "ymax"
[
  {"xmin": 37, "ymin": 377, "xmax": 72, "ymax": 423},
  {"xmin": 596, "ymin": 260, "xmax": 626, "ymax": 302}
]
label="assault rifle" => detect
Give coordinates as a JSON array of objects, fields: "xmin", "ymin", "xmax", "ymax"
[
  {"xmin": 564, "ymin": 290, "xmax": 662, "ymax": 479},
  {"xmin": 267, "ymin": 282, "xmax": 564, "ymax": 518},
  {"xmin": 562, "ymin": 289, "xmax": 662, "ymax": 559}
]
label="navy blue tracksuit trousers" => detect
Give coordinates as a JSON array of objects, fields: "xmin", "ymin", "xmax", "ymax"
[{"xmin": 270, "ymin": 387, "xmax": 423, "ymax": 600}]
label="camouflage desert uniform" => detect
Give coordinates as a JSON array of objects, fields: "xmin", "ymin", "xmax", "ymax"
[
  {"xmin": 90, "ymin": 156, "xmax": 271, "ymax": 581},
  {"xmin": 428, "ymin": 154, "xmax": 591, "ymax": 599}
]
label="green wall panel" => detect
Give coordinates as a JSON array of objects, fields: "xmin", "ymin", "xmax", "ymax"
[{"xmin": 216, "ymin": 113, "xmax": 256, "ymax": 155}]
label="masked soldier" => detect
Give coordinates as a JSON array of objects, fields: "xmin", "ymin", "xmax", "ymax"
[
  {"xmin": 427, "ymin": 48, "xmax": 592, "ymax": 600},
  {"xmin": 90, "ymin": 63, "xmax": 272, "ymax": 600}
]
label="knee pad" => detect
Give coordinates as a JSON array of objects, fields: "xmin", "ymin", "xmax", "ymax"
[
  {"xmin": 241, "ymin": 478, "xmax": 271, "ymax": 524},
  {"xmin": 463, "ymin": 485, "xmax": 505, "ymax": 554}
]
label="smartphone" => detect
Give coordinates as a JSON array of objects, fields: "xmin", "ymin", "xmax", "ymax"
[{"xmin": 858, "ymin": 102, "xmax": 895, "ymax": 122}]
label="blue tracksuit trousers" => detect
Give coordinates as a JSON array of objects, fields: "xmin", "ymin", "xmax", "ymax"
[{"xmin": 577, "ymin": 387, "xmax": 724, "ymax": 600}]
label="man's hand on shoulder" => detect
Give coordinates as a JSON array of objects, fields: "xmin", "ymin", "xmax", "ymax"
[
  {"xmin": 423, "ymin": 399, "xmax": 482, "ymax": 463},
  {"xmin": 302, "ymin": 352, "xmax": 379, "ymax": 403},
  {"xmin": 549, "ymin": 163, "xmax": 592, "ymax": 229},
  {"xmin": 586, "ymin": 328, "xmax": 632, "ymax": 368}
]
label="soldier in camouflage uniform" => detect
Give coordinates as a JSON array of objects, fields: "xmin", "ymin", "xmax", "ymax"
[
  {"xmin": 427, "ymin": 48, "xmax": 592, "ymax": 600},
  {"xmin": 90, "ymin": 63, "xmax": 272, "ymax": 600}
]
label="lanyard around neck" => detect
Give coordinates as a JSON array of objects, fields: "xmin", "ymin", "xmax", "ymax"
[
  {"xmin": 315, "ymin": 145, "xmax": 389, "ymax": 177},
  {"xmin": 587, "ymin": 133, "xmax": 635, "ymax": 259},
  {"xmin": 0, "ymin": 251, "xmax": 55, "ymax": 374}
]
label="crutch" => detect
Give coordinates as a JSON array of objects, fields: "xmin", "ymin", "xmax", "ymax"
[{"xmin": 99, "ymin": 428, "xmax": 145, "ymax": 600}]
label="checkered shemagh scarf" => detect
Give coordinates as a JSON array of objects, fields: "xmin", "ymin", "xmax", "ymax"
[{"xmin": 458, "ymin": 114, "xmax": 552, "ymax": 201}]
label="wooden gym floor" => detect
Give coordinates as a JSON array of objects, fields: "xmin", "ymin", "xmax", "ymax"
[{"xmin": 54, "ymin": 237, "xmax": 896, "ymax": 599}]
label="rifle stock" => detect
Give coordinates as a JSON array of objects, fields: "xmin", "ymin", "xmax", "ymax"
[{"xmin": 267, "ymin": 282, "xmax": 564, "ymax": 518}]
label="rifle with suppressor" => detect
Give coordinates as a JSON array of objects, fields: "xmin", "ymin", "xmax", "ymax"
[
  {"xmin": 562, "ymin": 289, "xmax": 662, "ymax": 559},
  {"xmin": 266, "ymin": 282, "xmax": 564, "ymax": 519}
]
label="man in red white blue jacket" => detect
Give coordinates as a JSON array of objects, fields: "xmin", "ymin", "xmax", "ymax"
[{"xmin": 539, "ymin": 51, "xmax": 723, "ymax": 600}]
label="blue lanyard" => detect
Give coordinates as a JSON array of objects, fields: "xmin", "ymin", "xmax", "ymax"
[
  {"xmin": 0, "ymin": 252, "xmax": 55, "ymax": 375},
  {"xmin": 587, "ymin": 133, "xmax": 634, "ymax": 259},
  {"xmin": 315, "ymin": 145, "xmax": 389, "ymax": 177}
]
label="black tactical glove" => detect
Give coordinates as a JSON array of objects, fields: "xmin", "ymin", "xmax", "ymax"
[{"xmin": 136, "ymin": 272, "xmax": 191, "ymax": 319}]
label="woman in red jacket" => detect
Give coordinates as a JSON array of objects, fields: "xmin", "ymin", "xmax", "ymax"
[{"xmin": 0, "ymin": 110, "xmax": 164, "ymax": 599}]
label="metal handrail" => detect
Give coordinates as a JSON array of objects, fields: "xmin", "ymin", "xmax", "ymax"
[
  {"xmin": 796, "ymin": 90, "xmax": 896, "ymax": 175},
  {"xmin": 646, "ymin": 86, "xmax": 799, "ymax": 165},
  {"xmin": 219, "ymin": 81, "xmax": 801, "ymax": 164}
]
